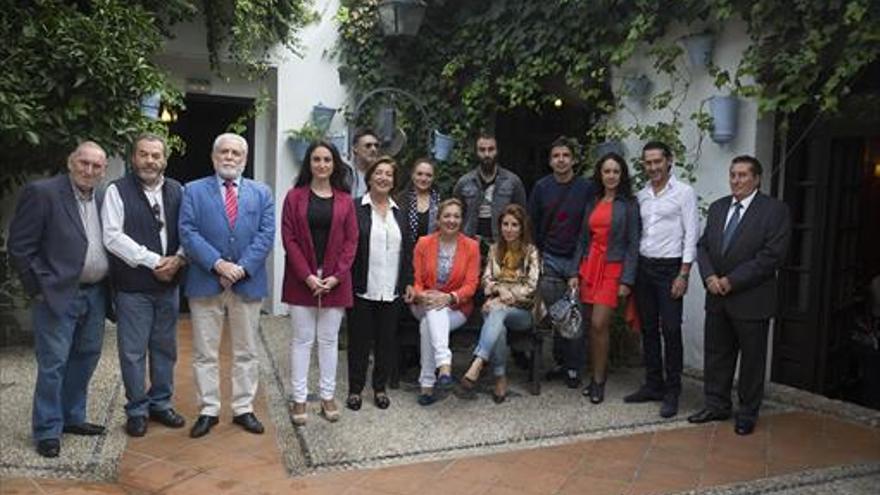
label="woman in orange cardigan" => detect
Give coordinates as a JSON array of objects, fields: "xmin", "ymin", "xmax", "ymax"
[{"xmin": 410, "ymin": 198, "xmax": 480, "ymax": 405}]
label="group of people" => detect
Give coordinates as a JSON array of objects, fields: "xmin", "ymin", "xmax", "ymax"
[{"xmin": 6, "ymin": 126, "xmax": 790, "ymax": 459}]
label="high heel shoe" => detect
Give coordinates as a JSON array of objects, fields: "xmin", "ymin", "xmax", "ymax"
[
  {"xmin": 492, "ymin": 375, "xmax": 508, "ymax": 404},
  {"xmin": 291, "ymin": 402, "xmax": 308, "ymax": 426},
  {"xmin": 589, "ymin": 380, "xmax": 605, "ymax": 404},
  {"xmin": 460, "ymin": 357, "xmax": 485, "ymax": 390}
]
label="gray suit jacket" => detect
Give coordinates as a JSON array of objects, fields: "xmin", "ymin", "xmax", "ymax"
[
  {"xmin": 574, "ymin": 196, "xmax": 641, "ymax": 286},
  {"xmin": 696, "ymin": 192, "xmax": 791, "ymax": 320},
  {"xmin": 7, "ymin": 174, "xmax": 105, "ymax": 316}
]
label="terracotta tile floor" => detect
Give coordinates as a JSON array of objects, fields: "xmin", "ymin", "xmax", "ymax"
[{"xmin": 2, "ymin": 319, "xmax": 879, "ymax": 495}]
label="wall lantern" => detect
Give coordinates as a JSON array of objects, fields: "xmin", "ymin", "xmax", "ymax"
[
  {"xmin": 377, "ymin": 0, "xmax": 427, "ymax": 37},
  {"xmin": 311, "ymin": 103, "xmax": 337, "ymax": 134},
  {"xmin": 681, "ymin": 32, "xmax": 715, "ymax": 69},
  {"xmin": 709, "ymin": 95, "xmax": 739, "ymax": 144}
]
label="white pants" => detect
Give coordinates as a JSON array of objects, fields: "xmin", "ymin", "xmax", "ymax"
[
  {"xmin": 189, "ymin": 290, "xmax": 262, "ymax": 416},
  {"xmin": 289, "ymin": 305, "xmax": 345, "ymax": 403},
  {"xmin": 411, "ymin": 306, "xmax": 466, "ymax": 388}
]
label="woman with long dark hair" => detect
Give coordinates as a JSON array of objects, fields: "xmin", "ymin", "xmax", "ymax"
[
  {"xmin": 399, "ymin": 158, "xmax": 441, "ymax": 248},
  {"xmin": 281, "ymin": 141, "xmax": 358, "ymax": 425},
  {"xmin": 575, "ymin": 152, "xmax": 640, "ymax": 404}
]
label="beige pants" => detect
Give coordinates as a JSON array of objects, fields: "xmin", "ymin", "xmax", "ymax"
[{"xmin": 189, "ymin": 289, "xmax": 262, "ymax": 416}]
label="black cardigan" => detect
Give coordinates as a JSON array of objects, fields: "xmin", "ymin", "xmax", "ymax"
[{"xmin": 351, "ymin": 196, "xmax": 414, "ymax": 297}]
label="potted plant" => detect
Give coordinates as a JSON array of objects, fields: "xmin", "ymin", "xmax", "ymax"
[{"xmin": 286, "ymin": 121, "xmax": 324, "ymax": 163}]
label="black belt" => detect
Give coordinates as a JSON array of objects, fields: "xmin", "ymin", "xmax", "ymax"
[
  {"xmin": 78, "ymin": 281, "xmax": 102, "ymax": 289},
  {"xmin": 639, "ymin": 256, "xmax": 682, "ymax": 266}
]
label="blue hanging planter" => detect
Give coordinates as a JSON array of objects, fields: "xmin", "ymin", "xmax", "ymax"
[
  {"xmin": 682, "ymin": 32, "xmax": 715, "ymax": 68},
  {"xmin": 594, "ymin": 140, "xmax": 625, "ymax": 160},
  {"xmin": 709, "ymin": 95, "xmax": 739, "ymax": 144},
  {"xmin": 140, "ymin": 93, "xmax": 161, "ymax": 120},
  {"xmin": 288, "ymin": 136, "xmax": 311, "ymax": 164},
  {"xmin": 311, "ymin": 103, "xmax": 337, "ymax": 134},
  {"xmin": 432, "ymin": 130, "xmax": 455, "ymax": 162}
]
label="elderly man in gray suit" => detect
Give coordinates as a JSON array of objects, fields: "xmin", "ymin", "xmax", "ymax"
[
  {"xmin": 7, "ymin": 141, "xmax": 110, "ymax": 458},
  {"xmin": 689, "ymin": 155, "xmax": 791, "ymax": 436}
]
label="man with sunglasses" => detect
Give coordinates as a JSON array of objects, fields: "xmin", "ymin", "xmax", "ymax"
[
  {"xmin": 102, "ymin": 133, "xmax": 187, "ymax": 437},
  {"xmin": 348, "ymin": 128, "xmax": 380, "ymax": 198}
]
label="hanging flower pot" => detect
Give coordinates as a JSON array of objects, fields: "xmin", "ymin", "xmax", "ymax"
[
  {"xmin": 432, "ymin": 130, "xmax": 455, "ymax": 162},
  {"xmin": 709, "ymin": 95, "xmax": 739, "ymax": 144},
  {"xmin": 329, "ymin": 133, "xmax": 348, "ymax": 157},
  {"xmin": 594, "ymin": 140, "xmax": 625, "ymax": 160},
  {"xmin": 311, "ymin": 103, "xmax": 337, "ymax": 134},
  {"xmin": 681, "ymin": 32, "xmax": 715, "ymax": 68},
  {"xmin": 140, "ymin": 93, "xmax": 161, "ymax": 120},
  {"xmin": 622, "ymin": 75, "xmax": 652, "ymax": 100},
  {"xmin": 288, "ymin": 136, "xmax": 311, "ymax": 164}
]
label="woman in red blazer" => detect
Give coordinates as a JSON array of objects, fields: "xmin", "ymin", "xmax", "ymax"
[
  {"xmin": 410, "ymin": 198, "xmax": 480, "ymax": 405},
  {"xmin": 281, "ymin": 141, "xmax": 358, "ymax": 425}
]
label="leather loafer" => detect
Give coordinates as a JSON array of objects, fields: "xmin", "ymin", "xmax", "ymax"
[
  {"xmin": 126, "ymin": 416, "xmax": 148, "ymax": 437},
  {"xmin": 232, "ymin": 412, "xmax": 264, "ymax": 434},
  {"xmin": 62, "ymin": 422, "xmax": 105, "ymax": 436},
  {"xmin": 150, "ymin": 408, "xmax": 186, "ymax": 428},
  {"xmin": 734, "ymin": 418, "xmax": 756, "ymax": 436},
  {"xmin": 659, "ymin": 394, "xmax": 679, "ymax": 418},
  {"xmin": 623, "ymin": 386, "xmax": 666, "ymax": 403},
  {"xmin": 687, "ymin": 408, "xmax": 731, "ymax": 424},
  {"xmin": 36, "ymin": 438, "xmax": 60, "ymax": 458},
  {"xmin": 189, "ymin": 415, "xmax": 219, "ymax": 438}
]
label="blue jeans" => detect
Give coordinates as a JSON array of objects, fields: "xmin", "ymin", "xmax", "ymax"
[
  {"xmin": 32, "ymin": 284, "xmax": 106, "ymax": 442},
  {"xmin": 473, "ymin": 307, "xmax": 533, "ymax": 376},
  {"xmin": 116, "ymin": 288, "xmax": 180, "ymax": 418}
]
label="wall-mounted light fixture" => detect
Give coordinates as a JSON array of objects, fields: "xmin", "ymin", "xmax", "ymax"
[{"xmin": 377, "ymin": 0, "xmax": 427, "ymax": 37}]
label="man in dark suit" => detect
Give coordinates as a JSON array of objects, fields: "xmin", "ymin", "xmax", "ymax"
[
  {"xmin": 688, "ymin": 155, "xmax": 791, "ymax": 435},
  {"xmin": 7, "ymin": 141, "xmax": 110, "ymax": 457}
]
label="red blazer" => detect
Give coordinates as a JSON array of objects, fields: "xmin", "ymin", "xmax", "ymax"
[
  {"xmin": 412, "ymin": 232, "xmax": 480, "ymax": 316},
  {"xmin": 281, "ymin": 186, "xmax": 358, "ymax": 307}
]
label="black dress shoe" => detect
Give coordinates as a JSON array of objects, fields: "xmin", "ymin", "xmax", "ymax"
[
  {"xmin": 189, "ymin": 415, "xmax": 219, "ymax": 438},
  {"xmin": 565, "ymin": 371, "xmax": 582, "ymax": 389},
  {"xmin": 126, "ymin": 416, "xmax": 148, "ymax": 437},
  {"xmin": 545, "ymin": 365, "xmax": 566, "ymax": 381},
  {"xmin": 623, "ymin": 386, "xmax": 665, "ymax": 403},
  {"xmin": 232, "ymin": 412, "xmax": 264, "ymax": 434},
  {"xmin": 62, "ymin": 422, "xmax": 105, "ymax": 436},
  {"xmin": 687, "ymin": 408, "xmax": 731, "ymax": 424},
  {"xmin": 36, "ymin": 438, "xmax": 60, "ymax": 458},
  {"xmin": 150, "ymin": 408, "xmax": 186, "ymax": 428},
  {"xmin": 659, "ymin": 394, "xmax": 679, "ymax": 418},
  {"xmin": 734, "ymin": 418, "xmax": 756, "ymax": 436}
]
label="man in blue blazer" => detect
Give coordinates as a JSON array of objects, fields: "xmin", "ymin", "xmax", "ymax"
[
  {"xmin": 690, "ymin": 155, "xmax": 791, "ymax": 435},
  {"xmin": 7, "ymin": 142, "xmax": 110, "ymax": 458},
  {"xmin": 179, "ymin": 133, "xmax": 275, "ymax": 438}
]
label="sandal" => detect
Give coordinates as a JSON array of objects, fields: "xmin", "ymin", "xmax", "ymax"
[
  {"xmin": 320, "ymin": 400, "xmax": 340, "ymax": 422},
  {"xmin": 291, "ymin": 402, "xmax": 307, "ymax": 426},
  {"xmin": 345, "ymin": 394, "xmax": 362, "ymax": 411},
  {"xmin": 374, "ymin": 392, "xmax": 391, "ymax": 410}
]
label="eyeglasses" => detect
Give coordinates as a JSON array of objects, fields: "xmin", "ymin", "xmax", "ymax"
[{"xmin": 151, "ymin": 202, "xmax": 164, "ymax": 230}]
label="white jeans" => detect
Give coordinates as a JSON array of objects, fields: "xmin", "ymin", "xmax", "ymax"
[
  {"xmin": 289, "ymin": 305, "xmax": 345, "ymax": 403},
  {"xmin": 189, "ymin": 290, "xmax": 262, "ymax": 416},
  {"xmin": 411, "ymin": 306, "xmax": 466, "ymax": 388}
]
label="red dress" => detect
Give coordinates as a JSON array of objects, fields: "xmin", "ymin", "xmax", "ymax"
[{"xmin": 579, "ymin": 200, "xmax": 623, "ymax": 308}]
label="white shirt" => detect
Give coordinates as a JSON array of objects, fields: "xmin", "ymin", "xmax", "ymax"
[
  {"xmin": 724, "ymin": 188, "xmax": 758, "ymax": 228},
  {"xmin": 359, "ymin": 194, "xmax": 402, "ymax": 302},
  {"xmin": 637, "ymin": 174, "xmax": 700, "ymax": 263},
  {"xmin": 102, "ymin": 177, "xmax": 183, "ymax": 270}
]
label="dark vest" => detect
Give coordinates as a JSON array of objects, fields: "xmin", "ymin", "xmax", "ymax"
[{"xmin": 108, "ymin": 173, "xmax": 183, "ymax": 292}]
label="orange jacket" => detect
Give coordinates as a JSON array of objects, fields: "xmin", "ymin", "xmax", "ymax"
[{"xmin": 412, "ymin": 232, "xmax": 480, "ymax": 316}]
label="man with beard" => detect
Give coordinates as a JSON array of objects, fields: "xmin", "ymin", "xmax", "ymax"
[
  {"xmin": 453, "ymin": 132, "xmax": 526, "ymax": 245},
  {"xmin": 348, "ymin": 128, "xmax": 380, "ymax": 198},
  {"xmin": 102, "ymin": 133, "xmax": 188, "ymax": 437},
  {"xmin": 179, "ymin": 133, "xmax": 275, "ymax": 438}
]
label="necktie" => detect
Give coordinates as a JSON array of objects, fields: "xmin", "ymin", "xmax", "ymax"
[
  {"xmin": 224, "ymin": 180, "xmax": 238, "ymax": 228},
  {"xmin": 722, "ymin": 202, "xmax": 742, "ymax": 253}
]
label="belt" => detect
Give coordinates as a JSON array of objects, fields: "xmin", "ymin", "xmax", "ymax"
[
  {"xmin": 639, "ymin": 256, "xmax": 682, "ymax": 266},
  {"xmin": 78, "ymin": 281, "xmax": 102, "ymax": 290}
]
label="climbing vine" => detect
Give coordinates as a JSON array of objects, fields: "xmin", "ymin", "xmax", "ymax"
[{"xmin": 335, "ymin": 0, "xmax": 880, "ymax": 192}]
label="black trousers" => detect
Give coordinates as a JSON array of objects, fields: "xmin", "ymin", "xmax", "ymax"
[
  {"xmin": 347, "ymin": 297, "xmax": 401, "ymax": 395},
  {"xmin": 635, "ymin": 257, "xmax": 684, "ymax": 396},
  {"xmin": 704, "ymin": 309, "xmax": 769, "ymax": 421}
]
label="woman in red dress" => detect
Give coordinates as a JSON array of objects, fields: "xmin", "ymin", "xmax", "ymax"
[{"xmin": 574, "ymin": 152, "xmax": 640, "ymax": 404}]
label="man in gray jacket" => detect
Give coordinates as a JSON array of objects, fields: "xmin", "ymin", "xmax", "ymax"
[{"xmin": 453, "ymin": 132, "xmax": 526, "ymax": 245}]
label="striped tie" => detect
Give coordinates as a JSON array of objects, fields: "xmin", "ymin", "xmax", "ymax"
[{"xmin": 224, "ymin": 180, "xmax": 238, "ymax": 228}]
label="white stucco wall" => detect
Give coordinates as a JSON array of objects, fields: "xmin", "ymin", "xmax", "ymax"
[{"xmin": 611, "ymin": 20, "xmax": 775, "ymax": 370}]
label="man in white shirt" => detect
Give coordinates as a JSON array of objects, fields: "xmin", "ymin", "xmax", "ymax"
[
  {"xmin": 102, "ymin": 133, "xmax": 187, "ymax": 437},
  {"xmin": 625, "ymin": 142, "xmax": 699, "ymax": 418}
]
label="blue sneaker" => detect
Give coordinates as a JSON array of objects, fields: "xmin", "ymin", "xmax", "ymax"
[
  {"xmin": 417, "ymin": 394, "xmax": 436, "ymax": 406},
  {"xmin": 436, "ymin": 374, "xmax": 454, "ymax": 390}
]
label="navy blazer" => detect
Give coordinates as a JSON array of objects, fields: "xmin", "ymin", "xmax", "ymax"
[
  {"xmin": 179, "ymin": 175, "xmax": 275, "ymax": 300},
  {"xmin": 574, "ymin": 196, "xmax": 641, "ymax": 286},
  {"xmin": 7, "ymin": 174, "xmax": 106, "ymax": 316},
  {"xmin": 696, "ymin": 192, "xmax": 791, "ymax": 319}
]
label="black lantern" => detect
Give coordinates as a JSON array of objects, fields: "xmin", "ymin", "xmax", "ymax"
[{"xmin": 377, "ymin": 0, "xmax": 427, "ymax": 37}]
